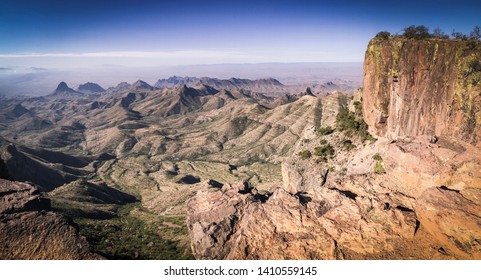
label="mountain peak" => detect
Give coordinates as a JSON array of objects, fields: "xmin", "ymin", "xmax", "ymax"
[
  {"xmin": 304, "ymin": 87, "xmax": 315, "ymax": 96},
  {"xmin": 132, "ymin": 80, "xmax": 153, "ymax": 90},
  {"xmin": 78, "ymin": 82, "xmax": 105, "ymax": 93},
  {"xmin": 55, "ymin": 82, "xmax": 74, "ymax": 92},
  {"xmin": 52, "ymin": 82, "xmax": 79, "ymax": 95}
]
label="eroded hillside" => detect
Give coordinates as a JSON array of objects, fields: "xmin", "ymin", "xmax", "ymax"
[{"xmin": 0, "ymin": 78, "xmax": 351, "ymax": 259}]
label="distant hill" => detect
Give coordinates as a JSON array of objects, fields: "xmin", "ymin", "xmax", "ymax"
[
  {"xmin": 131, "ymin": 80, "xmax": 153, "ymax": 91},
  {"xmin": 48, "ymin": 82, "xmax": 83, "ymax": 98},
  {"xmin": 78, "ymin": 82, "xmax": 105, "ymax": 94}
]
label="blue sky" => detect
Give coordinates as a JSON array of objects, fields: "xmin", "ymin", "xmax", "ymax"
[{"xmin": 1, "ymin": 0, "xmax": 480, "ymax": 67}]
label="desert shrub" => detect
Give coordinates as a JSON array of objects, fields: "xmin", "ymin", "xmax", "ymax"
[
  {"xmin": 373, "ymin": 153, "xmax": 385, "ymax": 174},
  {"xmin": 452, "ymin": 31, "xmax": 468, "ymax": 40},
  {"xmin": 342, "ymin": 139, "xmax": 356, "ymax": 151},
  {"xmin": 433, "ymin": 27, "xmax": 449, "ymax": 39},
  {"xmin": 318, "ymin": 126, "xmax": 334, "ymax": 136},
  {"xmin": 372, "ymin": 153, "xmax": 383, "ymax": 161},
  {"xmin": 336, "ymin": 103, "xmax": 375, "ymax": 143},
  {"xmin": 375, "ymin": 31, "xmax": 391, "ymax": 40},
  {"xmin": 472, "ymin": 75, "xmax": 480, "ymax": 86},
  {"xmin": 298, "ymin": 150, "xmax": 312, "ymax": 159},
  {"xmin": 464, "ymin": 60, "xmax": 481, "ymax": 76},
  {"xmin": 353, "ymin": 101, "xmax": 362, "ymax": 114},
  {"xmin": 470, "ymin": 25, "xmax": 481, "ymax": 41},
  {"xmin": 319, "ymin": 139, "xmax": 328, "ymax": 145},
  {"xmin": 314, "ymin": 144, "xmax": 335, "ymax": 159},
  {"xmin": 373, "ymin": 161, "xmax": 385, "ymax": 174},
  {"xmin": 336, "ymin": 108, "xmax": 359, "ymax": 132},
  {"xmin": 403, "ymin": 25, "xmax": 431, "ymax": 39}
]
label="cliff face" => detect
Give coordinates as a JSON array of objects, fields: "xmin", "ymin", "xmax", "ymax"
[{"xmin": 363, "ymin": 38, "xmax": 481, "ymax": 144}]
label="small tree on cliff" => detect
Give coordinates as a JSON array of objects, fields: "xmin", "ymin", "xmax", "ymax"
[
  {"xmin": 433, "ymin": 27, "xmax": 449, "ymax": 39},
  {"xmin": 403, "ymin": 25, "xmax": 431, "ymax": 39},
  {"xmin": 470, "ymin": 26, "xmax": 481, "ymax": 40},
  {"xmin": 452, "ymin": 29, "xmax": 467, "ymax": 40},
  {"xmin": 375, "ymin": 31, "xmax": 391, "ymax": 40}
]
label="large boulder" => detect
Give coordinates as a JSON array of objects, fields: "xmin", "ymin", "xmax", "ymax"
[
  {"xmin": 0, "ymin": 179, "xmax": 100, "ymax": 259},
  {"xmin": 415, "ymin": 187, "xmax": 481, "ymax": 259}
]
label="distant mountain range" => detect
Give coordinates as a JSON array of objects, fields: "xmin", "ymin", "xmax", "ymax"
[
  {"xmin": 155, "ymin": 76, "xmax": 285, "ymax": 93},
  {"xmin": 20, "ymin": 75, "xmax": 359, "ymax": 102}
]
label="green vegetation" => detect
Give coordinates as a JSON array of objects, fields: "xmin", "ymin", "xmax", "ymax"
[
  {"xmin": 464, "ymin": 59, "xmax": 481, "ymax": 77},
  {"xmin": 372, "ymin": 153, "xmax": 383, "ymax": 161},
  {"xmin": 471, "ymin": 76, "xmax": 480, "ymax": 86},
  {"xmin": 375, "ymin": 31, "xmax": 391, "ymax": 40},
  {"xmin": 336, "ymin": 107, "xmax": 358, "ymax": 131},
  {"xmin": 374, "ymin": 161, "xmax": 385, "ymax": 174},
  {"xmin": 318, "ymin": 126, "xmax": 334, "ymax": 136},
  {"xmin": 335, "ymin": 101, "xmax": 375, "ymax": 143},
  {"xmin": 314, "ymin": 144, "xmax": 335, "ymax": 158},
  {"xmin": 341, "ymin": 139, "xmax": 356, "ymax": 151},
  {"xmin": 51, "ymin": 196, "xmax": 193, "ymax": 260},
  {"xmin": 375, "ymin": 25, "xmax": 481, "ymax": 41},
  {"xmin": 298, "ymin": 150, "xmax": 312, "ymax": 159},
  {"xmin": 402, "ymin": 25, "xmax": 431, "ymax": 39},
  {"xmin": 372, "ymin": 153, "xmax": 386, "ymax": 174},
  {"xmin": 78, "ymin": 213, "xmax": 193, "ymax": 260}
]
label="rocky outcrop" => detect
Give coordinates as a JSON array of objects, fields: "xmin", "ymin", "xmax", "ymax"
[
  {"xmin": 0, "ymin": 179, "xmax": 99, "ymax": 259},
  {"xmin": 186, "ymin": 181, "xmax": 447, "ymax": 260},
  {"xmin": 415, "ymin": 186, "xmax": 481, "ymax": 259},
  {"xmin": 0, "ymin": 179, "xmax": 50, "ymax": 213},
  {"xmin": 363, "ymin": 38, "xmax": 481, "ymax": 145}
]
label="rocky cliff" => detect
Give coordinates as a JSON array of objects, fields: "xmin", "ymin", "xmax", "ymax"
[
  {"xmin": 186, "ymin": 36, "xmax": 481, "ymax": 260},
  {"xmin": 0, "ymin": 179, "xmax": 100, "ymax": 259},
  {"xmin": 363, "ymin": 37, "xmax": 481, "ymax": 145}
]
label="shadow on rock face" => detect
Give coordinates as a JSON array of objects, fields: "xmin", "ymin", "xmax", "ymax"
[{"xmin": 176, "ymin": 175, "xmax": 201, "ymax": 184}]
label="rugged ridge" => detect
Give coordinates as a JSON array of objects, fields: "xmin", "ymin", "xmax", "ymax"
[{"xmin": 155, "ymin": 76, "xmax": 286, "ymax": 94}]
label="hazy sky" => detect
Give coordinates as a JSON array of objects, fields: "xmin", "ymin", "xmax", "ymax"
[
  {"xmin": 1, "ymin": 0, "xmax": 480, "ymax": 67},
  {"xmin": 0, "ymin": 0, "xmax": 480, "ymax": 95}
]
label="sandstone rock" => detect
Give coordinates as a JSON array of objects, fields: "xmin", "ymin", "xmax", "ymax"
[
  {"xmin": 186, "ymin": 181, "xmax": 425, "ymax": 260},
  {"xmin": 363, "ymin": 38, "xmax": 481, "ymax": 145},
  {"xmin": 0, "ymin": 211, "xmax": 98, "ymax": 259},
  {"xmin": 0, "ymin": 179, "xmax": 100, "ymax": 259},
  {"xmin": 415, "ymin": 187, "xmax": 481, "ymax": 258},
  {"xmin": 0, "ymin": 179, "xmax": 50, "ymax": 214},
  {"xmin": 281, "ymin": 159, "xmax": 325, "ymax": 193}
]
